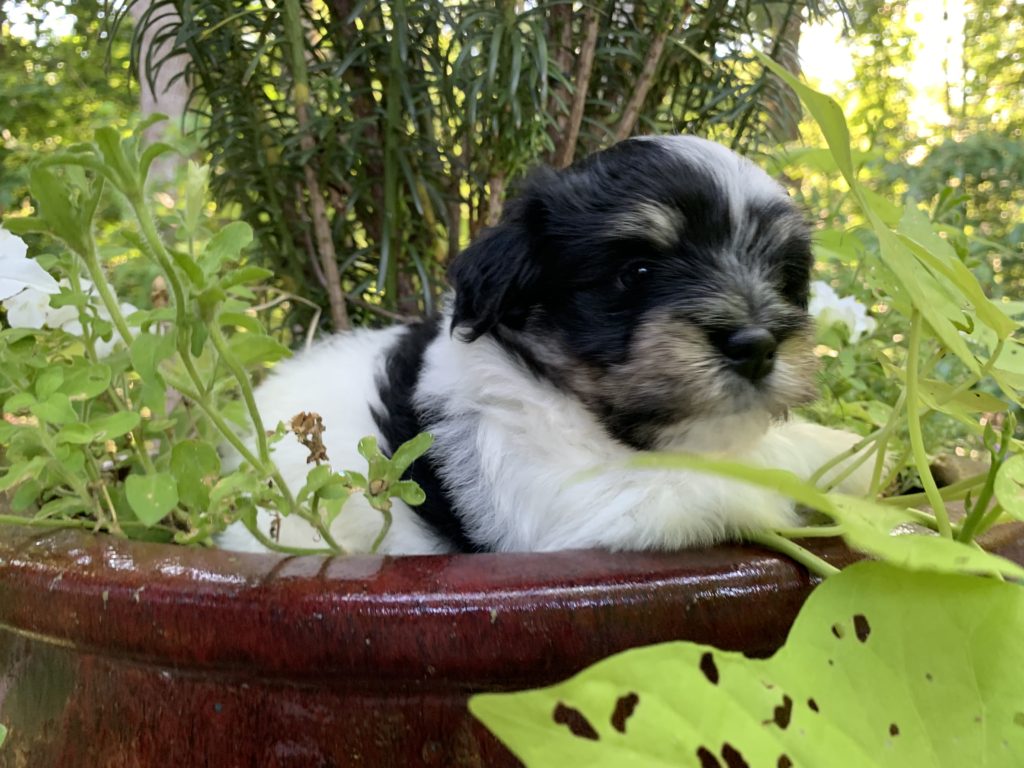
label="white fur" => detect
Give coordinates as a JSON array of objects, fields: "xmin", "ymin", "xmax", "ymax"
[
  {"xmin": 217, "ymin": 327, "xmax": 448, "ymax": 555},
  {"xmin": 219, "ymin": 310, "xmax": 873, "ymax": 555}
]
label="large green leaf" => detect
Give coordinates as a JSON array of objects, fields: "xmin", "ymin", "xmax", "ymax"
[{"xmin": 471, "ymin": 562, "xmax": 1024, "ymax": 767}]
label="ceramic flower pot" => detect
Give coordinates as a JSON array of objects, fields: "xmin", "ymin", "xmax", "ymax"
[{"xmin": 1, "ymin": 523, "xmax": 1022, "ymax": 767}]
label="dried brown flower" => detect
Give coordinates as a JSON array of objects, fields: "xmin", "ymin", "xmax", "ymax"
[{"xmin": 291, "ymin": 411, "xmax": 329, "ymax": 465}]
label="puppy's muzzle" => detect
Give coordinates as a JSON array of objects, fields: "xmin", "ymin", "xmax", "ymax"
[{"xmin": 715, "ymin": 326, "xmax": 778, "ymax": 381}]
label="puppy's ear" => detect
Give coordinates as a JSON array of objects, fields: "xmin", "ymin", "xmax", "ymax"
[{"xmin": 448, "ymin": 184, "xmax": 550, "ymax": 341}]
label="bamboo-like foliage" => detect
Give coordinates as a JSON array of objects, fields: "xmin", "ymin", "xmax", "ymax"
[{"xmin": 124, "ymin": 0, "xmax": 845, "ymax": 329}]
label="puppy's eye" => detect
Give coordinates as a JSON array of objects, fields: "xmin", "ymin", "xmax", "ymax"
[{"xmin": 618, "ymin": 262, "xmax": 654, "ymax": 290}]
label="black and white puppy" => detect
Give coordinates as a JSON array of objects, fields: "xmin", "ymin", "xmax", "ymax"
[{"xmin": 221, "ymin": 136, "xmax": 871, "ymax": 555}]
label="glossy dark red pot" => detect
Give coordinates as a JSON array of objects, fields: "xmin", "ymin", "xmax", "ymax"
[{"xmin": 1, "ymin": 524, "xmax": 1022, "ymax": 768}]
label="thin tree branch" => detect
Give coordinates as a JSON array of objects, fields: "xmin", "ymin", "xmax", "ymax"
[
  {"xmin": 613, "ymin": 9, "xmax": 680, "ymax": 142},
  {"xmin": 545, "ymin": 1, "xmax": 575, "ymax": 162},
  {"xmin": 283, "ymin": 0, "xmax": 351, "ymax": 331},
  {"xmin": 345, "ymin": 294, "xmax": 418, "ymax": 323},
  {"xmin": 553, "ymin": 5, "xmax": 600, "ymax": 168}
]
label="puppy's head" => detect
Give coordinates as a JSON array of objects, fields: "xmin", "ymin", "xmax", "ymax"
[{"xmin": 449, "ymin": 136, "xmax": 818, "ymax": 451}]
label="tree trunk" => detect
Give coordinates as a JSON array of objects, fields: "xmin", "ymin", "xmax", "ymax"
[{"xmin": 130, "ymin": 0, "xmax": 189, "ymax": 184}]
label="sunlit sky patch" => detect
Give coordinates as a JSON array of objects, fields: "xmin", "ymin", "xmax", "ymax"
[
  {"xmin": 801, "ymin": 0, "xmax": 966, "ymax": 139},
  {"xmin": 3, "ymin": 0, "xmax": 77, "ymax": 41}
]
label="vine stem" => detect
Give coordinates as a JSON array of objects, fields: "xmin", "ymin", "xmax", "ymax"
[
  {"xmin": 209, "ymin": 324, "xmax": 270, "ymax": 465},
  {"xmin": 240, "ymin": 513, "xmax": 340, "ymax": 557},
  {"xmin": 369, "ymin": 501, "xmax": 393, "ymax": 554},
  {"xmin": 906, "ymin": 310, "xmax": 952, "ymax": 537},
  {"xmin": 746, "ymin": 530, "xmax": 839, "ymax": 578},
  {"xmin": 78, "ymin": 232, "xmax": 135, "ymax": 348}
]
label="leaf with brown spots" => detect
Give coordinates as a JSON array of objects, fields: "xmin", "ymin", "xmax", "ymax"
[{"xmin": 471, "ymin": 562, "xmax": 1024, "ymax": 767}]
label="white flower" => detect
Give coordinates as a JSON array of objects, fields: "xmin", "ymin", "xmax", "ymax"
[
  {"xmin": 2, "ymin": 275, "xmax": 138, "ymax": 358},
  {"xmin": 3, "ymin": 287, "xmax": 53, "ymax": 329},
  {"xmin": 0, "ymin": 227, "xmax": 59, "ymax": 301},
  {"xmin": 809, "ymin": 280, "xmax": 877, "ymax": 342}
]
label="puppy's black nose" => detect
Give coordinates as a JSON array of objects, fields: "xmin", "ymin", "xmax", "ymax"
[{"xmin": 720, "ymin": 327, "xmax": 777, "ymax": 381}]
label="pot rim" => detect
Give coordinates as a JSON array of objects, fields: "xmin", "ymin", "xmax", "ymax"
[{"xmin": 1, "ymin": 524, "xmax": 1021, "ymax": 687}]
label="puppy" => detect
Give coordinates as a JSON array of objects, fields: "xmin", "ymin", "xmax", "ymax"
[{"xmin": 220, "ymin": 136, "xmax": 872, "ymax": 555}]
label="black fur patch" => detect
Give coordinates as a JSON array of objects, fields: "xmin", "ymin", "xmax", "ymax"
[{"xmin": 372, "ymin": 317, "xmax": 484, "ymax": 553}]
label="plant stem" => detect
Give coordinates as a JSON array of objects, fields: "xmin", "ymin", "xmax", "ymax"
[
  {"xmin": 879, "ymin": 472, "xmax": 987, "ymax": 506},
  {"xmin": 78, "ymin": 232, "xmax": 135, "ymax": 348},
  {"xmin": 369, "ymin": 500, "xmax": 392, "ymax": 554},
  {"xmin": 906, "ymin": 310, "xmax": 952, "ymax": 537},
  {"xmin": 746, "ymin": 530, "xmax": 839, "ymax": 577},
  {"xmin": 772, "ymin": 525, "xmax": 845, "ymax": 538},
  {"xmin": 956, "ymin": 469, "xmax": 999, "ymax": 543},
  {"xmin": 239, "ymin": 514, "xmax": 338, "ymax": 556},
  {"xmin": 208, "ymin": 323, "xmax": 270, "ymax": 463}
]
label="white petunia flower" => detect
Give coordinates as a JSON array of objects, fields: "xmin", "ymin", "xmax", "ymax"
[
  {"xmin": 3, "ymin": 286, "xmax": 53, "ymax": 329},
  {"xmin": 0, "ymin": 227, "xmax": 60, "ymax": 300},
  {"xmin": 2, "ymin": 274, "xmax": 138, "ymax": 358},
  {"xmin": 809, "ymin": 280, "xmax": 877, "ymax": 342}
]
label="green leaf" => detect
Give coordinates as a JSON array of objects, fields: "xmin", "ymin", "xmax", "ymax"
[
  {"xmin": 995, "ymin": 455, "xmax": 1024, "ymax": 520},
  {"xmin": 34, "ymin": 367, "xmax": 65, "ymax": 400},
  {"xmin": 59, "ymin": 362, "xmax": 111, "ymax": 400},
  {"xmin": 227, "ymin": 334, "xmax": 291, "ymax": 366},
  {"xmin": 471, "ymin": 562, "xmax": 1024, "ymax": 767},
  {"xmin": 3, "ymin": 392, "xmax": 36, "ymax": 414},
  {"xmin": 59, "ymin": 411, "xmax": 142, "ymax": 448},
  {"xmin": 29, "ymin": 167, "xmax": 83, "ymax": 248},
  {"xmin": 10, "ymin": 478, "xmax": 41, "ymax": 511},
  {"xmin": 387, "ymin": 432, "xmax": 434, "ymax": 479},
  {"xmin": 196, "ymin": 286, "xmax": 227, "ymax": 321},
  {"xmin": 202, "ymin": 221, "xmax": 254, "ymax": 274},
  {"xmin": 170, "ymin": 248, "xmax": 206, "ymax": 287},
  {"xmin": 35, "ymin": 496, "xmax": 88, "ymax": 520},
  {"xmin": 89, "ymin": 411, "xmax": 141, "ymax": 441},
  {"xmin": 917, "ymin": 379, "xmax": 1008, "ymax": 415},
  {"xmin": 0, "ymin": 457, "xmax": 49, "ymax": 492},
  {"xmin": 190, "ymin": 319, "xmax": 209, "ymax": 358},
  {"xmin": 129, "ymin": 333, "xmax": 175, "ymax": 387},
  {"xmin": 897, "ymin": 208, "xmax": 1017, "ymax": 338},
  {"xmin": 183, "ymin": 162, "xmax": 210, "ymax": 236},
  {"xmin": 93, "ymin": 126, "xmax": 136, "ymax": 193},
  {"xmin": 29, "ymin": 393, "xmax": 79, "ymax": 425},
  {"xmin": 125, "ymin": 473, "xmax": 179, "ymax": 527},
  {"xmin": 139, "ymin": 142, "xmax": 177, "ymax": 182},
  {"xmin": 757, "ymin": 54, "xmax": 856, "ymax": 185},
  {"xmin": 55, "ymin": 423, "xmax": 99, "ymax": 445},
  {"xmin": 298, "ymin": 464, "xmax": 334, "ymax": 504},
  {"xmin": 171, "ymin": 440, "xmax": 221, "ymax": 511},
  {"xmin": 392, "ymin": 479, "xmax": 426, "ymax": 506},
  {"xmin": 219, "ymin": 266, "xmax": 274, "ymax": 290},
  {"xmin": 219, "ymin": 311, "xmax": 263, "ymax": 333},
  {"xmin": 830, "ymin": 496, "xmax": 1024, "ymax": 580}
]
